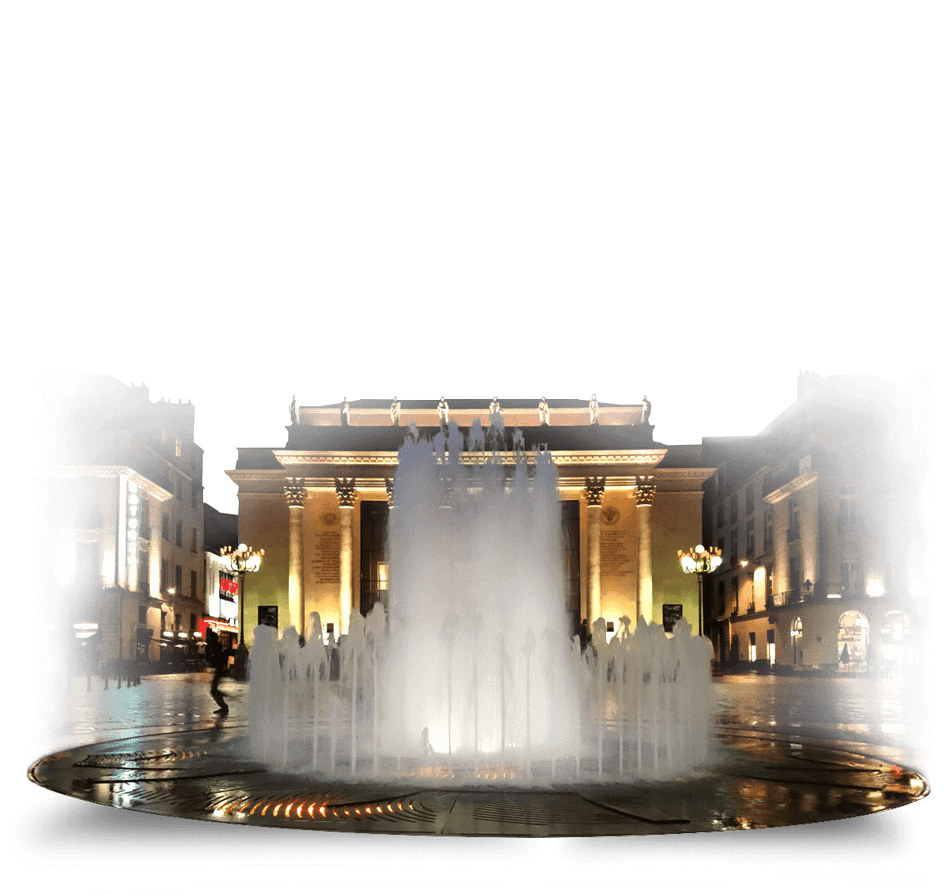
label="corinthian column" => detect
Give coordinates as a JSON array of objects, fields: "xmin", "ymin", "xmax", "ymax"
[
  {"xmin": 284, "ymin": 478, "xmax": 306, "ymax": 633},
  {"xmin": 335, "ymin": 478, "xmax": 356, "ymax": 635},
  {"xmin": 585, "ymin": 477, "xmax": 606, "ymax": 624},
  {"xmin": 635, "ymin": 475, "xmax": 657, "ymax": 624}
]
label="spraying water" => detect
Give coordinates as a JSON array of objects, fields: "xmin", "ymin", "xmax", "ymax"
[{"xmin": 248, "ymin": 420, "xmax": 712, "ymax": 782}]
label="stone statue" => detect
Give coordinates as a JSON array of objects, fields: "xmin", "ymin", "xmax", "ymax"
[
  {"xmin": 640, "ymin": 394, "xmax": 652, "ymax": 424},
  {"xmin": 589, "ymin": 393, "xmax": 599, "ymax": 424},
  {"xmin": 437, "ymin": 396, "xmax": 449, "ymax": 424},
  {"xmin": 489, "ymin": 396, "xmax": 501, "ymax": 415},
  {"xmin": 538, "ymin": 396, "xmax": 549, "ymax": 425},
  {"xmin": 289, "ymin": 395, "xmax": 298, "ymax": 425},
  {"xmin": 341, "ymin": 397, "xmax": 350, "ymax": 426},
  {"xmin": 391, "ymin": 396, "xmax": 400, "ymax": 425}
]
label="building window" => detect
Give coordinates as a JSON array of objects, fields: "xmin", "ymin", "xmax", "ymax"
[
  {"xmin": 139, "ymin": 605, "xmax": 147, "ymax": 624},
  {"xmin": 190, "ymin": 569, "xmax": 198, "ymax": 600},
  {"xmin": 764, "ymin": 509, "xmax": 774, "ymax": 553},
  {"xmin": 717, "ymin": 580, "xmax": 726, "ymax": 616},
  {"xmin": 730, "ymin": 577, "xmax": 739, "ymax": 614},
  {"xmin": 839, "ymin": 487, "xmax": 858, "ymax": 531},
  {"xmin": 716, "ymin": 501, "xmax": 724, "ymax": 527},
  {"xmin": 138, "ymin": 549, "xmax": 149, "ymax": 593},
  {"xmin": 191, "ymin": 482, "xmax": 197, "ymax": 508},
  {"xmin": 162, "ymin": 513, "xmax": 170, "ymax": 541},
  {"xmin": 730, "ymin": 528, "xmax": 738, "ymax": 563},
  {"xmin": 175, "ymin": 564, "xmax": 182, "ymax": 594},
  {"xmin": 788, "ymin": 499, "xmax": 800, "ymax": 541},
  {"xmin": 190, "ymin": 612, "xmax": 197, "ymax": 631},
  {"xmin": 175, "ymin": 439, "xmax": 182, "ymax": 458},
  {"xmin": 140, "ymin": 497, "xmax": 151, "ymax": 539},
  {"xmin": 841, "ymin": 561, "xmax": 860, "ymax": 595},
  {"xmin": 745, "ymin": 519, "xmax": 755, "ymax": 557},
  {"xmin": 730, "ymin": 493, "xmax": 738, "ymax": 524},
  {"xmin": 745, "ymin": 483, "xmax": 754, "ymax": 515},
  {"xmin": 766, "ymin": 567, "xmax": 773, "ymax": 598},
  {"xmin": 191, "ymin": 527, "xmax": 198, "ymax": 553},
  {"xmin": 161, "ymin": 558, "xmax": 168, "ymax": 591},
  {"xmin": 176, "ymin": 477, "xmax": 183, "ymax": 499},
  {"xmin": 175, "ymin": 521, "xmax": 183, "ymax": 547},
  {"xmin": 748, "ymin": 632, "xmax": 757, "ymax": 663}
]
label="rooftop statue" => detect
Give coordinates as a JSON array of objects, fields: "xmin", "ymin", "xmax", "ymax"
[
  {"xmin": 289, "ymin": 395, "xmax": 298, "ymax": 425},
  {"xmin": 341, "ymin": 397, "xmax": 350, "ymax": 426},
  {"xmin": 641, "ymin": 394, "xmax": 652, "ymax": 424},
  {"xmin": 391, "ymin": 396, "xmax": 400, "ymax": 425},
  {"xmin": 538, "ymin": 396, "xmax": 550, "ymax": 425},
  {"xmin": 589, "ymin": 393, "xmax": 599, "ymax": 424},
  {"xmin": 438, "ymin": 396, "xmax": 449, "ymax": 424}
]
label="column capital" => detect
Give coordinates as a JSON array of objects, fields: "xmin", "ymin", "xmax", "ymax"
[
  {"xmin": 334, "ymin": 477, "xmax": 356, "ymax": 508},
  {"xmin": 584, "ymin": 476, "xmax": 606, "ymax": 507},
  {"xmin": 635, "ymin": 475, "xmax": 657, "ymax": 507},
  {"xmin": 284, "ymin": 477, "xmax": 306, "ymax": 508}
]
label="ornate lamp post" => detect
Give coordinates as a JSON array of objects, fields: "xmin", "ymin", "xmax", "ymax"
[
  {"xmin": 220, "ymin": 543, "xmax": 264, "ymax": 680},
  {"xmin": 678, "ymin": 544, "xmax": 722, "ymax": 638}
]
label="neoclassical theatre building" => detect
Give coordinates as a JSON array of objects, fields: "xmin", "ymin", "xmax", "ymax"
[{"xmin": 228, "ymin": 396, "xmax": 715, "ymax": 646}]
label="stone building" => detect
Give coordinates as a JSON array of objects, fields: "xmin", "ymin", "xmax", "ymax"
[
  {"xmin": 44, "ymin": 375, "xmax": 206, "ymax": 670},
  {"xmin": 228, "ymin": 396, "xmax": 714, "ymax": 647},
  {"xmin": 703, "ymin": 372, "xmax": 928, "ymax": 673}
]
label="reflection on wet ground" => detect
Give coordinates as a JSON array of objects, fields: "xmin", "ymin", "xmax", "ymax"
[{"xmin": 712, "ymin": 672, "xmax": 929, "ymax": 767}]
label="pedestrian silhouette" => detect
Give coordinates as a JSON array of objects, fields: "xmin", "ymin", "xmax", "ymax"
[{"xmin": 206, "ymin": 629, "xmax": 229, "ymax": 716}]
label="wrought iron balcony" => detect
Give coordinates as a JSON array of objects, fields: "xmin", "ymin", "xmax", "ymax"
[{"xmin": 771, "ymin": 589, "xmax": 803, "ymax": 607}]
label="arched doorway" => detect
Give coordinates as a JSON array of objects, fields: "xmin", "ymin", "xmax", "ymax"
[
  {"xmin": 837, "ymin": 610, "xmax": 869, "ymax": 669},
  {"xmin": 791, "ymin": 616, "xmax": 803, "ymax": 666}
]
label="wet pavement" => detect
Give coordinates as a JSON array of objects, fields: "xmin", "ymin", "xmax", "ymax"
[{"xmin": 27, "ymin": 670, "xmax": 930, "ymax": 838}]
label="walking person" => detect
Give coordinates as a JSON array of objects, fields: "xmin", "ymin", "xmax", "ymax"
[{"xmin": 206, "ymin": 628, "xmax": 229, "ymax": 716}]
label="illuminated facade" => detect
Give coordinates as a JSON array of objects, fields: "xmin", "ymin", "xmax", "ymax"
[
  {"xmin": 39, "ymin": 376, "xmax": 206, "ymax": 669},
  {"xmin": 703, "ymin": 373, "xmax": 927, "ymax": 673},
  {"xmin": 228, "ymin": 397, "xmax": 715, "ymax": 646},
  {"xmin": 202, "ymin": 552, "xmax": 239, "ymax": 649}
]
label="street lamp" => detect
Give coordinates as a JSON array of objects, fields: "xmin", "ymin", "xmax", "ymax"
[
  {"xmin": 678, "ymin": 544, "xmax": 723, "ymax": 638},
  {"xmin": 220, "ymin": 543, "xmax": 264, "ymax": 680}
]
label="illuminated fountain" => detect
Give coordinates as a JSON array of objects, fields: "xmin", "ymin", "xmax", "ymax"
[{"xmin": 248, "ymin": 420, "xmax": 712, "ymax": 782}]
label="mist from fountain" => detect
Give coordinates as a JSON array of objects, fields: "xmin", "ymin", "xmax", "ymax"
[{"xmin": 247, "ymin": 419, "xmax": 712, "ymax": 783}]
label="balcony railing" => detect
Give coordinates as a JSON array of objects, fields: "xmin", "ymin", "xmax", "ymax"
[{"xmin": 769, "ymin": 589, "xmax": 803, "ymax": 608}]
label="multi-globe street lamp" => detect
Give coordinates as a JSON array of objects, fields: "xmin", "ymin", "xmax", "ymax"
[
  {"xmin": 220, "ymin": 543, "xmax": 264, "ymax": 680},
  {"xmin": 678, "ymin": 544, "xmax": 723, "ymax": 638}
]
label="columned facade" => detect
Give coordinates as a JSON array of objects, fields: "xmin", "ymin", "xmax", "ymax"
[
  {"xmin": 635, "ymin": 475, "xmax": 657, "ymax": 625},
  {"xmin": 584, "ymin": 477, "xmax": 605, "ymax": 625},
  {"xmin": 335, "ymin": 478, "xmax": 356, "ymax": 635},
  {"xmin": 228, "ymin": 397, "xmax": 713, "ymax": 648},
  {"xmin": 284, "ymin": 478, "xmax": 306, "ymax": 633}
]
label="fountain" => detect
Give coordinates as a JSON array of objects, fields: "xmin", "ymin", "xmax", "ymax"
[{"xmin": 248, "ymin": 419, "xmax": 713, "ymax": 782}]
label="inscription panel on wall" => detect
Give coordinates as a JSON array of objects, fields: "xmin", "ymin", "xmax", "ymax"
[
  {"xmin": 313, "ymin": 513, "xmax": 340, "ymax": 585},
  {"xmin": 305, "ymin": 493, "xmax": 344, "ymax": 625},
  {"xmin": 600, "ymin": 505, "xmax": 633, "ymax": 577}
]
